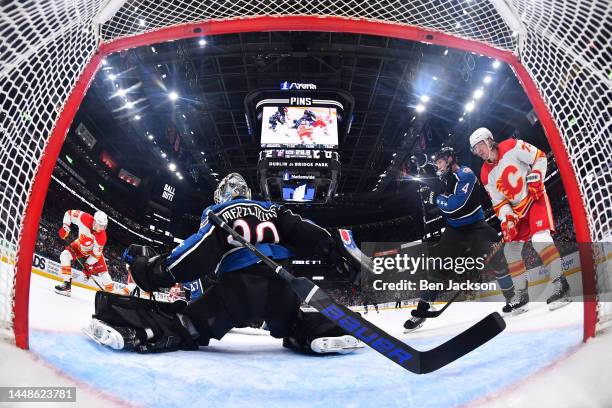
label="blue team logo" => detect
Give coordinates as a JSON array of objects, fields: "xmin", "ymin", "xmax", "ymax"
[
  {"xmin": 282, "ymin": 171, "xmax": 291, "ymax": 181},
  {"xmin": 339, "ymin": 229, "xmax": 357, "ymax": 250},
  {"xmin": 280, "ymin": 81, "xmax": 290, "ymax": 90}
]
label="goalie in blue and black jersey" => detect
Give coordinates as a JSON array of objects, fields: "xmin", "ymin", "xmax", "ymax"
[
  {"xmin": 84, "ymin": 173, "xmax": 362, "ymax": 355},
  {"xmin": 404, "ymin": 147, "xmax": 514, "ymax": 332}
]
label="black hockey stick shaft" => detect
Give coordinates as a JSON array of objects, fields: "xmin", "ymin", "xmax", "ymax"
[
  {"xmin": 411, "ymin": 290, "xmax": 462, "ymax": 318},
  {"xmin": 208, "ymin": 211, "xmax": 506, "ymax": 374}
]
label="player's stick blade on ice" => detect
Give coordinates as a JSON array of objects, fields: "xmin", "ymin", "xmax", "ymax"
[{"xmin": 411, "ymin": 291, "xmax": 462, "ymax": 318}]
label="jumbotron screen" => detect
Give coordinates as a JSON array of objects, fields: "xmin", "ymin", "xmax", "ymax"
[{"xmin": 261, "ymin": 106, "xmax": 338, "ymax": 148}]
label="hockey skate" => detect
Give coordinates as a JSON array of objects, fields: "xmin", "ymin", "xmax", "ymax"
[
  {"xmin": 403, "ymin": 300, "xmax": 430, "ymax": 333},
  {"xmin": 403, "ymin": 316, "xmax": 425, "ymax": 333},
  {"xmin": 54, "ymin": 280, "xmax": 71, "ymax": 297},
  {"xmin": 310, "ymin": 335, "xmax": 363, "ymax": 354},
  {"xmin": 547, "ymin": 276, "xmax": 572, "ymax": 311},
  {"xmin": 83, "ymin": 318, "xmax": 140, "ymax": 351},
  {"xmin": 502, "ymin": 289, "xmax": 529, "ymax": 316}
]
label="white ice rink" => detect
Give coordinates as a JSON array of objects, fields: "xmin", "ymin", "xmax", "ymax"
[{"xmin": 2, "ymin": 273, "xmax": 612, "ymax": 408}]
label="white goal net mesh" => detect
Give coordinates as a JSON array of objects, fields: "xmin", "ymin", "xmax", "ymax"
[{"xmin": 0, "ymin": 0, "xmax": 610, "ymax": 343}]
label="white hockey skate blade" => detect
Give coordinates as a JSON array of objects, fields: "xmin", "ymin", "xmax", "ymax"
[
  {"xmin": 54, "ymin": 288, "xmax": 71, "ymax": 297},
  {"xmin": 548, "ymin": 297, "xmax": 572, "ymax": 311},
  {"xmin": 310, "ymin": 335, "xmax": 363, "ymax": 354},
  {"xmin": 403, "ymin": 322, "xmax": 424, "ymax": 334},
  {"xmin": 82, "ymin": 319, "xmax": 124, "ymax": 350}
]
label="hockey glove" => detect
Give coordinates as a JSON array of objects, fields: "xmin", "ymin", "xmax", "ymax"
[
  {"xmin": 58, "ymin": 225, "xmax": 70, "ymax": 240},
  {"xmin": 82, "ymin": 263, "xmax": 95, "ymax": 279},
  {"xmin": 419, "ymin": 185, "xmax": 437, "ymax": 206},
  {"xmin": 501, "ymin": 213, "xmax": 520, "ymax": 242},
  {"xmin": 526, "ymin": 171, "xmax": 544, "ymax": 201},
  {"xmin": 122, "ymin": 245, "xmax": 173, "ymax": 292}
]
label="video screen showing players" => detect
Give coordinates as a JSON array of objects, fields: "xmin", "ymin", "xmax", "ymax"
[{"xmin": 261, "ymin": 106, "xmax": 338, "ymax": 148}]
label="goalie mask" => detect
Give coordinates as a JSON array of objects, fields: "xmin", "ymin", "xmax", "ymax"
[
  {"xmin": 433, "ymin": 147, "xmax": 457, "ymax": 178},
  {"xmin": 214, "ymin": 173, "xmax": 251, "ymax": 204}
]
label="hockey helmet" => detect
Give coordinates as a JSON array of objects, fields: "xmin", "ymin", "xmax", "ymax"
[
  {"xmin": 469, "ymin": 127, "xmax": 494, "ymax": 154},
  {"xmin": 93, "ymin": 211, "xmax": 108, "ymax": 229},
  {"xmin": 433, "ymin": 146, "xmax": 457, "ymax": 177},
  {"xmin": 214, "ymin": 173, "xmax": 251, "ymax": 204}
]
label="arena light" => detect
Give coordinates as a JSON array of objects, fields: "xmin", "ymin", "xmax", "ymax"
[
  {"xmin": 151, "ymin": 46, "xmax": 157, "ymax": 53},
  {"xmin": 420, "ymin": 95, "xmax": 430, "ymax": 103},
  {"xmin": 492, "ymin": 60, "xmax": 501, "ymax": 69},
  {"xmin": 432, "ymin": 76, "xmax": 438, "ymax": 80},
  {"xmin": 465, "ymin": 101, "xmax": 475, "ymax": 112},
  {"xmin": 459, "ymin": 117, "xmax": 464, "ymax": 122},
  {"xmin": 200, "ymin": 151, "xmax": 205, "ymax": 155},
  {"xmin": 473, "ymin": 89, "xmax": 484, "ymax": 99},
  {"xmin": 483, "ymin": 75, "xmax": 492, "ymax": 84},
  {"xmin": 169, "ymin": 91, "xmax": 178, "ymax": 101},
  {"xmin": 199, "ymin": 39, "xmax": 207, "ymax": 46},
  {"xmin": 124, "ymin": 101, "xmax": 134, "ymax": 109},
  {"xmin": 147, "ymin": 134, "xmax": 154, "ymax": 140},
  {"xmin": 161, "ymin": 152, "xmax": 167, "ymax": 158},
  {"xmin": 101, "ymin": 58, "xmax": 107, "ymax": 65},
  {"xmin": 444, "ymin": 49, "xmax": 448, "ymax": 56},
  {"xmin": 161, "ymin": 74, "xmax": 167, "ymax": 79},
  {"xmin": 415, "ymin": 104, "xmax": 426, "ymax": 112},
  {"xmin": 139, "ymin": 19, "xmax": 146, "ymax": 27},
  {"xmin": 116, "ymin": 88, "xmax": 126, "ymax": 97},
  {"xmin": 134, "ymin": 115, "xmax": 141, "ymax": 120},
  {"xmin": 108, "ymin": 73, "xmax": 117, "ymax": 80},
  {"xmin": 168, "ymin": 163, "xmax": 177, "ymax": 171}
]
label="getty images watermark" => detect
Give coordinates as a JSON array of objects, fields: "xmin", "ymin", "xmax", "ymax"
[{"xmin": 369, "ymin": 253, "xmax": 497, "ymax": 292}]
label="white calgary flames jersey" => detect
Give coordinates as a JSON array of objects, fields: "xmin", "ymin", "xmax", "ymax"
[
  {"xmin": 63, "ymin": 210, "xmax": 107, "ymax": 263},
  {"xmin": 480, "ymin": 139, "xmax": 547, "ymax": 221}
]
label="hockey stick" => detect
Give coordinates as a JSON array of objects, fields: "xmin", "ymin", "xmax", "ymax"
[
  {"xmin": 413, "ymin": 239, "xmax": 508, "ymax": 319},
  {"xmin": 411, "ymin": 290, "xmax": 462, "ymax": 318},
  {"xmin": 208, "ymin": 211, "xmax": 506, "ymax": 374}
]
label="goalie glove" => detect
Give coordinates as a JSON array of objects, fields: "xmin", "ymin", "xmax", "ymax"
[
  {"xmin": 58, "ymin": 225, "xmax": 70, "ymax": 240},
  {"xmin": 501, "ymin": 213, "xmax": 520, "ymax": 242},
  {"xmin": 122, "ymin": 245, "xmax": 174, "ymax": 292},
  {"xmin": 526, "ymin": 171, "xmax": 544, "ymax": 201}
]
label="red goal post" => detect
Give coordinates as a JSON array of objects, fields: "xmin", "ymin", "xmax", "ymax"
[{"xmin": 1, "ymin": 0, "xmax": 609, "ymax": 349}]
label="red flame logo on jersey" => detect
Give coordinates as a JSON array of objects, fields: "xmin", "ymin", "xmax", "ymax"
[
  {"xmin": 78, "ymin": 235, "xmax": 94, "ymax": 251},
  {"xmin": 496, "ymin": 165, "xmax": 523, "ymax": 200}
]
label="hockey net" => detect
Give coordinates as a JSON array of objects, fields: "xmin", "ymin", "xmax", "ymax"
[{"xmin": 0, "ymin": 0, "xmax": 610, "ymax": 348}]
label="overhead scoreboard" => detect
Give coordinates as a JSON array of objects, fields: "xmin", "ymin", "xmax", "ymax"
[{"xmin": 245, "ymin": 86, "xmax": 354, "ymax": 204}]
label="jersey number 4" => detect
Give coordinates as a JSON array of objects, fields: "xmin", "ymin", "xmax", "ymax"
[{"xmin": 228, "ymin": 219, "xmax": 280, "ymax": 247}]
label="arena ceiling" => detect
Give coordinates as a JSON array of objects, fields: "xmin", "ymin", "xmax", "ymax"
[{"xmin": 68, "ymin": 31, "xmax": 544, "ymax": 227}]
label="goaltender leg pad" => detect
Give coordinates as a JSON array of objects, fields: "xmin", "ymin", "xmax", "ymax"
[
  {"xmin": 92, "ymin": 291, "xmax": 197, "ymax": 353},
  {"xmin": 283, "ymin": 309, "xmax": 351, "ymax": 354}
]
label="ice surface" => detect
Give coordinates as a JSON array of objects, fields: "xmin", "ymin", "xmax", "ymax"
[{"xmin": 1, "ymin": 273, "xmax": 611, "ymax": 407}]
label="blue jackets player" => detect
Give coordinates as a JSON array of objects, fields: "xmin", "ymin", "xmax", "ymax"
[
  {"xmin": 404, "ymin": 147, "xmax": 514, "ymax": 332},
  {"xmin": 84, "ymin": 173, "xmax": 362, "ymax": 355}
]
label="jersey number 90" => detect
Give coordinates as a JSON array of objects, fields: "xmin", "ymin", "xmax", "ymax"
[{"xmin": 228, "ymin": 219, "xmax": 280, "ymax": 247}]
